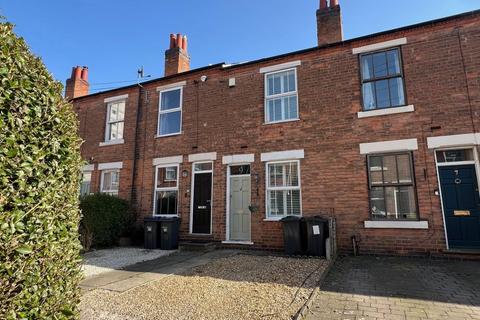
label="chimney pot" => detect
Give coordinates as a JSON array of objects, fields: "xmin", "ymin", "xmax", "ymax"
[
  {"xmin": 169, "ymin": 34, "xmax": 176, "ymax": 49},
  {"xmin": 176, "ymin": 33, "xmax": 183, "ymax": 49},
  {"xmin": 320, "ymin": 0, "xmax": 327, "ymax": 9},
  {"xmin": 81, "ymin": 66, "xmax": 89, "ymax": 81},
  {"xmin": 330, "ymin": 0, "xmax": 339, "ymax": 7},
  {"xmin": 74, "ymin": 66, "xmax": 82, "ymax": 79},
  {"xmin": 182, "ymin": 35, "xmax": 188, "ymax": 51}
]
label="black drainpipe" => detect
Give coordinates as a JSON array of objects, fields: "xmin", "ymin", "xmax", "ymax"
[{"xmin": 130, "ymin": 84, "xmax": 144, "ymax": 221}]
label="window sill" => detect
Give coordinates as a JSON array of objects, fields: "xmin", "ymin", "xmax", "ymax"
[
  {"xmin": 357, "ymin": 105, "xmax": 414, "ymax": 118},
  {"xmin": 263, "ymin": 216, "xmax": 301, "ymax": 222},
  {"xmin": 155, "ymin": 133, "xmax": 182, "ymax": 138},
  {"xmin": 364, "ymin": 220, "xmax": 428, "ymax": 229},
  {"xmin": 153, "ymin": 214, "xmax": 180, "ymax": 218},
  {"xmin": 222, "ymin": 240, "xmax": 254, "ymax": 245},
  {"xmin": 263, "ymin": 218, "xmax": 283, "ymax": 222},
  {"xmin": 263, "ymin": 118, "xmax": 300, "ymax": 126},
  {"xmin": 99, "ymin": 139, "xmax": 124, "ymax": 147}
]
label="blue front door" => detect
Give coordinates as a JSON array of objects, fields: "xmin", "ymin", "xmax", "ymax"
[{"xmin": 439, "ymin": 165, "xmax": 480, "ymax": 249}]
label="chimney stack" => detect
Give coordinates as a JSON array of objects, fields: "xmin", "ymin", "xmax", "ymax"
[
  {"xmin": 65, "ymin": 66, "xmax": 89, "ymax": 99},
  {"xmin": 164, "ymin": 33, "xmax": 190, "ymax": 77},
  {"xmin": 317, "ymin": 0, "xmax": 343, "ymax": 46}
]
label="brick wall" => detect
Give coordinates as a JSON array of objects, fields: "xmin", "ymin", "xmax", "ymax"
[{"xmin": 72, "ymin": 12, "xmax": 480, "ymax": 255}]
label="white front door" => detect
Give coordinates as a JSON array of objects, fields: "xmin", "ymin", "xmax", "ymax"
[{"xmin": 229, "ymin": 165, "xmax": 251, "ymax": 241}]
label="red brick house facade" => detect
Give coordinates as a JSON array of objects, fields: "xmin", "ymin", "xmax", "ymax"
[{"xmin": 68, "ymin": 1, "xmax": 480, "ymax": 256}]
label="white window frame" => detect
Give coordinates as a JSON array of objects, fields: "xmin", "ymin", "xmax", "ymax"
[
  {"xmin": 265, "ymin": 160, "xmax": 302, "ymax": 220},
  {"xmin": 80, "ymin": 170, "xmax": 92, "ymax": 197},
  {"xmin": 157, "ymin": 86, "xmax": 183, "ymax": 137},
  {"xmin": 153, "ymin": 164, "xmax": 180, "ymax": 217},
  {"xmin": 100, "ymin": 169, "xmax": 120, "ymax": 195},
  {"xmin": 104, "ymin": 100, "xmax": 126, "ymax": 143},
  {"xmin": 264, "ymin": 68, "xmax": 299, "ymax": 124}
]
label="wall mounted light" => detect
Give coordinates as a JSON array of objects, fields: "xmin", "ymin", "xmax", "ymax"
[{"xmin": 182, "ymin": 169, "xmax": 189, "ymax": 178}]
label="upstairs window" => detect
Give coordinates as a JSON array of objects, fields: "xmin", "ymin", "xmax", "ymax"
[
  {"xmin": 266, "ymin": 161, "xmax": 302, "ymax": 218},
  {"xmin": 368, "ymin": 153, "xmax": 417, "ymax": 220},
  {"xmin": 154, "ymin": 165, "xmax": 179, "ymax": 216},
  {"xmin": 158, "ymin": 87, "xmax": 182, "ymax": 136},
  {"xmin": 105, "ymin": 100, "xmax": 125, "ymax": 142},
  {"xmin": 265, "ymin": 69, "xmax": 298, "ymax": 123},
  {"xmin": 360, "ymin": 48, "xmax": 406, "ymax": 111}
]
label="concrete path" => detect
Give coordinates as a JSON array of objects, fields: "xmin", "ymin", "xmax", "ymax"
[
  {"xmin": 81, "ymin": 249, "xmax": 239, "ymax": 293},
  {"xmin": 306, "ymin": 256, "xmax": 480, "ymax": 320}
]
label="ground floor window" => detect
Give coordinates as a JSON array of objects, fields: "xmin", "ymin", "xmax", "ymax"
[
  {"xmin": 266, "ymin": 160, "xmax": 302, "ymax": 218},
  {"xmin": 154, "ymin": 165, "xmax": 179, "ymax": 216},
  {"xmin": 101, "ymin": 169, "xmax": 120, "ymax": 196},
  {"xmin": 80, "ymin": 171, "xmax": 92, "ymax": 196},
  {"xmin": 367, "ymin": 153, "xmax": 417, "ymax": 220}
]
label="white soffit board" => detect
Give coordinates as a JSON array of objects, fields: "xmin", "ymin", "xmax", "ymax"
[
  {"xmin": 352, "ymin": 37, "xmax": 407, "ymax": 54},
  {"xmin": 98, "ymin": 162, "xmax": 123, "ymax": 170},
  {"xmin": 259, "ymin": 60, "xmax": 301, "ymax": 74},
  {"xmin": 188, "ymin": 152, "xmax": 217, "ymax": 162},
  {"xmin": 360, "ymin": 139, "xmax": 418, "ymax": 155},
  {"xmin": 156, "ymin": 81, "xmax": 187, "ymax": 92},
  {"xmin": 152, "ymin": 155, "xmax": 183, "ymax": 166},
  {"xmin": 104, "ymin": 94, "xmax": 128, "ymax": 103},
  {"xmin": 222, "ymin": 154, "xmax": 255, "ymax": 165},
  {"xmin": 427, "ymin": 133, "xmax": 479, "ymax": 149},
  {"xmin": 82, "ymin": 164, "xmax": 95, "ymax": 172},
  {"xmin": 364, "ymin": 220, "xmax": 428, "ymax": 229},
  {"xmin": 261, "ymin": 150, "xmax": 305, "ymax": 162}
]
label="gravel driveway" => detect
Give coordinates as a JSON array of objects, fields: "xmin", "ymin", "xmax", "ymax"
[
  {"xmin": 82, "ymin": 247, "xmax": 176, "ymax": 277},
  {"xmin": 80, "ymin": 253, "xmax": 328, "ymax": 320}
]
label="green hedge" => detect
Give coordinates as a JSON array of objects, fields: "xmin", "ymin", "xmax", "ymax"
[
  {"xmin": 80, "ymin": 194, "xmax": 133, "ymax": 249},
  {"xmin": 0, "ymin": 20, "xmax": 83, "ymax": 318}
]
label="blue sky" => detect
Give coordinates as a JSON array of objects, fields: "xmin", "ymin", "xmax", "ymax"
[{"xmin": 1, "ymin": 1, "xmax": 478, "ymax": 93}]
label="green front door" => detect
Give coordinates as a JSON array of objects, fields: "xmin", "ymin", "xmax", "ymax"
[{"xmin": 230, "ymin": 176, "xmax": 251, "ymax": 241}]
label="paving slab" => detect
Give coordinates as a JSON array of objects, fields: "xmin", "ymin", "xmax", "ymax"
[
  {"xmin": 80, "ymin": 249, "xmax": 239, "ymax": 293},
  {"xmin": 305, "ymin": 256, "xmax": 480, "ymax": 320}
]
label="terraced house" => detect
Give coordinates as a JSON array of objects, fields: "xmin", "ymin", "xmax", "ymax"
[{"xmin": 67, "ymin": 0, "xmax": 480, "ymax": 256}]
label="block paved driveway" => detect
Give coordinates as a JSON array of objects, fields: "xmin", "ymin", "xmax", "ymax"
[{"xmin": 306, "ymin": 256, "xmax": 480, "ymax": 320}]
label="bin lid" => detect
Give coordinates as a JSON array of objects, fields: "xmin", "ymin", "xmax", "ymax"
[
  {"xmin": 144, "ymin": 217, "xmax": 162, "ymax": 222},
  {"xmin": 156, "ymin": 216, "xmax": 181, "ymax": 222},
  {"xmin": 280, "ymin": 215, "xmax": 302, "ymax": 222}
]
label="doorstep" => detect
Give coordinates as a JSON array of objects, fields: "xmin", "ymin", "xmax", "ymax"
[{"xmin": 444, "ymin": 248, "xmax": 480, "ymax": 255}]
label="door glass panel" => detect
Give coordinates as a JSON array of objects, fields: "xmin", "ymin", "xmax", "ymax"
[
  {"xmin": 230, "ymin": 165, "xmax": 251, "ymax": 175},
  {"xmin": 436, "ymin": 149, "xmax": 474, "ymax": 163},
  {"xmin": 194, "ymin": 162, "xmax": 213, "ymax": 172}
]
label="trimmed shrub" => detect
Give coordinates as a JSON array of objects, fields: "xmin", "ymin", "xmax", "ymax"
[
  {"xmin": 79, "ymin": 194, "xmax": 133, "ymax": 249},
  {"xmin": 0, "ymin": 20, "xmax": 83, "ymax": 319}
]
